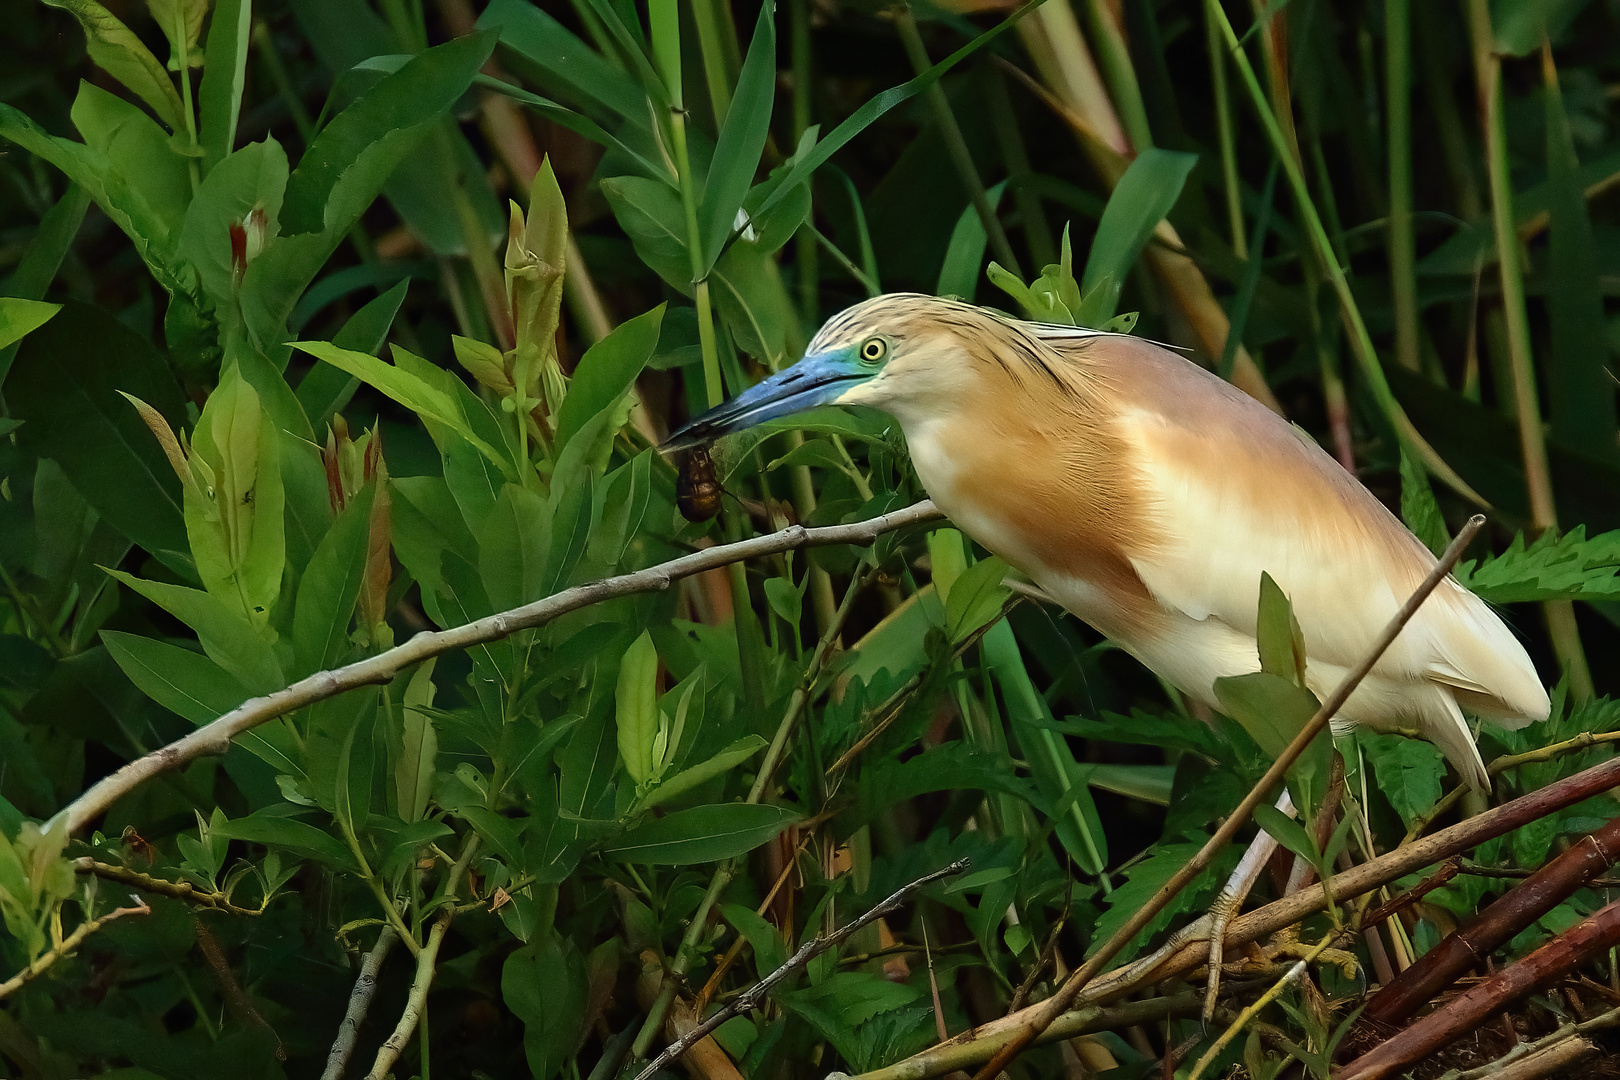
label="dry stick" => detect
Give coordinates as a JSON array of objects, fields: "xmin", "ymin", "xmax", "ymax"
[
  {"xmin": 858, "ymin": 751, "xmax": 1620, "ymax": 1080},
  {"xmin": 1338, "ymin": 896, "xmax": 1620, "ymax": 1080},
  {"xmin": 631, "ymin": 858, "xmax": 972, "ymax": 1080},
  {"xmin": 0, "ymin": 898, "xmax": 150, "ymax": 1000},
  {"xmin": 1365, "ymin": 813, "xmax": 1620, "ymax": 1027},
  {"xmin": 322, "ymin": 926, "xmax": 398, "ymax": 1080},
  {"xmin": 1445, "ymin": 1004, "xmax": 1620, "ymax": 1080},
  {"xmin": 969, "ymin": 515, "xmax": 1488, "ymax": 1080},
  {"xmin": 50, "ymin": 501, "xmax": 943, "ymax": 837}
]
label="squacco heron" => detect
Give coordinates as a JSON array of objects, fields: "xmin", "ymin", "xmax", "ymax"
[{"xmin": 666, "ymin": 293, "xmax": 1549, "ymax": 788}]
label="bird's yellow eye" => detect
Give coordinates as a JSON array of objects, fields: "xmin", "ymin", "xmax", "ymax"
[{"xmin": 859, "ymin": 337, "xmax": 887, "ymax": 364}]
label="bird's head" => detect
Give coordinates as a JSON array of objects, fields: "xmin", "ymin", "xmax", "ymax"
[{"xmin": 662, "ymin": 293, "xmax": 981, "ymax": 450}]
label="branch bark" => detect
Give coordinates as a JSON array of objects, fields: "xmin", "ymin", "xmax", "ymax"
[
  {"xmin": 1365, "ymin": 813, "xmax": 1620, "ymax": 1027},
  {"xmin": 1337, "ymin": 897, "xmax": 1620, "ymax": 1080},
  {"xmin": 51, "ymin": 501, "xmax": 941, "ymax": 836}
]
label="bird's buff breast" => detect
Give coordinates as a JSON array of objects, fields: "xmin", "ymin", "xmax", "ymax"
[{"xmin": 902, "ymin": 412, "xmax": 1162, "ymax": 644}]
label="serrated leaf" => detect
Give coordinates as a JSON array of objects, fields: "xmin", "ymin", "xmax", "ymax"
[{"xmin": 1455, "ymin": 527, "xmax": 1620, "ymax": 604}]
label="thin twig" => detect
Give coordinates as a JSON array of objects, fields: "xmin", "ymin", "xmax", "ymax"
[
  {"xmin": 0, "ymin": 898, "xmax": 150, "ymax": 1001},
  {"xmin": 51, "ymin": 501, "xmax": 942, "ymax": 836},
  {"xmin": 322, "ymin": 926, "xmax": 398, "ymax": 1080},
  {"xmin": 969, "ymin": 515, "xmax": 1487, "ymax": 1080},
  {"xmin": 72, "ymin": 857, "xmax": 266, "ymax": 916},
  {"xmin": 631, "ymin": 858, "xmax": 971, "ymax": 1080}
]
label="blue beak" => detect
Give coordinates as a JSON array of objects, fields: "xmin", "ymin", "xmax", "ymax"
[{"xmin": 661, "ymin": 353, "xmax": 865, "ymax": 451}]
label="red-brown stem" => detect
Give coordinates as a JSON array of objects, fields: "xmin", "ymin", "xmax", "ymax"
[
  {"xmin": 1364, "ymin": 814, "xmax": 1620, "ymax": 1027},
  {"xmin": 1336, "ymin": 897, "xmax": 1620, "ymax": 1080}
]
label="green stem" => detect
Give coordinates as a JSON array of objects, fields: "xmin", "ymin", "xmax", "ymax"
[
  {"xmin": 895, "ymin": 8, "xmax": 1022, "ymax": 279},
  {"xmin": 1385, "ymin": 0, "xmax": 1419, "ymax": 371},
  {"xmin": 1209, "ymin": 0, "xmax": 1483, "ymax": 506},
  {"xmin": 1075, "ymin": 0, "xmax": 1152, "ymax": 152},
  {"xmin": 690, "ymin": 0, "xmax": 734, "ymax": 125},
  {"xmin": 987, "ymin": 67, "xmax": 1056, "ymax": 271},
  {"xmin": 1466, "ymin": 0, "xmax": 1593, "ymax": 700},
  {"xmin": 1207, "ymin": 3, "xmax": 1245, "ymax": 258}
]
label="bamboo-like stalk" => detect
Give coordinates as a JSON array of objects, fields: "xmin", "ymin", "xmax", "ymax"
[
  {"xmin": 1385, "ymin": 0, "xmax": 1419, "ymax": 371},
  {"xmin": 1074, "ymin": 0, "xmax": 1150, "ymax": 152},
  {"xmin": 1206, "ymin": 2, "xmax": 1245, "ymax": 258},
  {"xmin": 1465, "ymin": 0, "xmax": 1594, "ymax": 700}
]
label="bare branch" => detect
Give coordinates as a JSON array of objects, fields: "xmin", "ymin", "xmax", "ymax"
[
  {"xmin": 0, "ymin": 898, "xmax": 150, "ymax": 1001},
  {"xmin": 52, "ymin": 501, "xmax": 942, "ymax": 836},
  {"xmin": 323, "ymin": 926, "xmax": 397, "ymax": 1080}
]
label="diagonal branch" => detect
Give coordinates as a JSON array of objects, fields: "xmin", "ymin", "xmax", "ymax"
[
  {"xmin": 51, "ymin": 501, "xmax": 942, "ymax": 837},
  {"xmin": 970, "ymin": 514, "xmax": 1487, "ymax": 1080}
]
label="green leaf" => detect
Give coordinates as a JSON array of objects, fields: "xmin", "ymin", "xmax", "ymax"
[
  {"xmin": 503, "ymin": 935, "xmax": 587, "ymax": 1080},
  {"xmin": 177, "ymin": 139, "xmax": 289, "ymax": 310},
  {"xmin": 280, "ymin": 34, "xmax": 496, "ymax": 236},
  {"xmin": 944, "ymin": 557, "xmax": 1010, "ymax": 644},
  {"xmin": 1359, "ymin": 732, "xmax": 1446, "ymax": 828},
  {"xmin": 638, "ymin": 736, "xmax": 767, "ymax": 812},
  {"xmin": 0, "ymin": 299, "xmax": 60, "ymax": 350},
  {"xmin": 1089, "ymin": 840, "xmax": 1237, "ymax": 965},
  {"xmin": 7, "ymin": 302, "xmax": 190, "ymax": 574},
  {"xmin": 1255, "ymin": 573, "xmax": 1306, "ymax": 687},
  {"xmin": 1253, "ymin": 802, "xmax": 1317, "ymax": 865},
  {"xmin": 1543, "ymin": 55, "xmax": 1617, "ymax": 456},
  {"xmin": 42, "ymin": 0, "xmax": 186, "ymax": 131},
  {"xmin": 1491, "ymin": 0, "xmax": 1589, "ymax": 56},
  {"xmin": 600, "ymin": 176, "xmax": 692, "ymax": 295},
  {"xmin": 477, "ymin": 0, "xmax": 647, "ymax": 122},
  {"xmin": 295, "ymin": 279, "xmax": 410, "ymax": 426},
  {"xmin": 243, "ymin": 34, "xmax": 496, "ymax": 339},
  {"xmin": 186, "ymin": 368, "xmax": 287, "ymax": 626},
  {"xmin": 555, "ymin": 304, "xmax": 664, "ymax": 451},
  {"xmin": 1399, "ymin": 445, "xmax": 1449, "ymax": 556},
  {"xmin": 721, "ymin": 903, "xmax": 789, "ymax": 977},
  {"xmin": 589, "ymin": 450, "xmax": 653, "ymax": 567},
  {"xmin": 1213, "ymin": 671, "xmax": 1330, "ymax": 815},
  {"xmin": 396, "ymin": 662, "xmax": 439, "ymax": 823},
  {"xmin": 292, "ymin": 483, "xmax": 375, "ymax": 675},
  {"xmin": 197, "ymin": 0, "xmax": 252, "ymax": 170},
  {"xmin": 936, "ymin": 182, "xmax": 1006, "ymax": 299},
  {"xmin": 984, "ymin": 622, "xmax": 1107, "ymax": 874},
  {"xmin": 100, "ymin": 630, "xmax": 303, "ymax": 777},
  {"xmin": 1455, "ymin": 528, "xmax": 1620, "ymax": 603},
  {"xmin": 213, "ymin": 811, "xmax": 360, "ymax": 872},
  {"xmin": 105, "ymin": 570, "xmax": 285, "ymax": 693},
  {"xmin": 605, "ymin": 803, "xmax": 801, "ymax": 865},
  {"xmin": 615, "ymin": 631, "xmax": 659, "ymax": 787},
  {"xmin": 293, "ymin": 341, "xmax": 512, "ymax": 475},
  {"xmin": 334, "ymin": 693, "xmax": 378, "ymax": 843},
  {"xmin": 478, "ymin": 483, "xmax": 552, "ymax": 611},
  {"xmin": 697, "ymin": 0, "xmax": 776, "ymax": 274},
  {"xmin": 1079, "ymin": 147, "xmax": 1197, "ymax": 321}
]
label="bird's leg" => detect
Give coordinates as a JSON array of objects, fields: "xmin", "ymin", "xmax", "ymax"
[{"xmin": 1202, "ymin": 790, "xmax": 1297, "ymax": 1023}]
